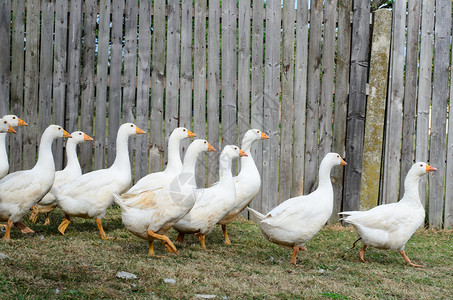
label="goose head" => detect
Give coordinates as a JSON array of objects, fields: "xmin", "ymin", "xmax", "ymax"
[
  {"xmin": 188, "ymin": 139, "xmax": 216, "ymax": 154},
  {"xmin": 171, "ymin": 127, "xmax": 197, "ymax": 140},
  {"xmin": 221, "ymin": 145, "xmax": 248, "ymax": 161},
  {"xmin": 2, "ymin": 115, "xmax": 28, "ymax": 127},
  {"xmin": 44, "ymin": 125, "xmax": 72, "ymax": 139},
  {"xmin": 410, "ymin": 162, "xmax": 437, "ymax": 177},
  {"xmin": 243, "ymin": 129, "xmax": 270, "ymax": 143},
  {"xmin": 0, "ymin": 118, "xmax": 16, "ymax": 133},
  {"xmin": 119, "ymin": 123, "xmax": 146, "ymax": 136},
  {"xmin": 69, "ymin": 131, "xmax": 94, "ymax": 144},
  {"xmin": 321, "ymin": 153, "xmax": 347, "ymax": 169}
]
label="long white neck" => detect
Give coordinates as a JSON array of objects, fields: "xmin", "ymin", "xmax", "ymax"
[
  {"xmin": 181, "ymin": 148, "xmax": 202, "ymax": 174},
  {"xmin": 0, "ymin": 133, "xmax": 8, "ymax": 170},
  {"xmin": 400, "ymin": 171, "xmax": 423, "ymax": 206},
  {"xmin": 219, "ymin": 153, "xmax": 234, "ymax": 183},
  {"xmin": 64, "ymin": 139, "xmax": 82, "ymax": 175},
  {"xmin": 111, "ymin": 129, "xmax": 131, "ymax": 170},
  {"xmin": 33, "ymin": 131, "xmax": 56, "ymax": 174},
  {"xmin": 166, "ymin": 135, "xmax": 183, "ymax": 173},
  {"xmin": 238, "ymin": 136, "xmax": 257, "ymax": 176},
  {"xmin": 316, "ymin": 159, "xmax": 334, "ymax": 191}
]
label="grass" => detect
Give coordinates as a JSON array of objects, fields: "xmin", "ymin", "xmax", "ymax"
[{"xmin": 1, "ymin": 207, "xmax": 453, "ymax": 299}]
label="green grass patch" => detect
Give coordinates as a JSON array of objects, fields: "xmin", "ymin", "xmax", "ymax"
[{"xmin": 1, "ymin": 207, "xmax": 452, "ymax": 299}]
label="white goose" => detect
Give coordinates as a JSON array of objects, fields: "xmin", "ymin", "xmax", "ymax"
[
  {"xmin": 173, "ymin": 145, "xmax": 247, "ymax": 249},
  {"xmin": 55, "ymin": 123, "xmax": 145, "ymax": 239},
  {"xmin": 339, "ymin": 162, "xmax": 436, "ymax": 267},
  {"xmin": 217, "ymin": 129, "xmax": 269, "ymax": 244},
  {"xmin": 0, "ymin": 115, "xmax": 27, "ymax": 179},
  {"xmin": 0, "ymin": 125, "xmax": 71, "ymax": 240},
  {"xmin": 29, "ymin": 131, "xmax": 93, "ymax": 225},
  {"xmin": 127, "ymin": 127, "xmax": 196, "ymax": 194},
  {"xmin": 248, "ymin": 153, "xmax": 347, "ymax": 265},
  {"xmin": 113, "ymin": 139, "xmax": 215, "ymax": 256}
]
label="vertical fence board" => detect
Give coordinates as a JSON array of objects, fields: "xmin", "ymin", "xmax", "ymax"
[
  {"xmin": 180, "ymin": 0, "xmax": 193, "ymax": 157},
  {"xmin": 383, "ymin": 0, "xmax": 406, "ymax": 204},
  {"xmin": 262, "ymin": 0, "xmax": 280, "ymax": 212},
  {"xmin": 10, "ymin": 0, "xmax": 25, "ymax": 172},
  {"xmin": 108, "ymin": 0, "xmax": 125, "ymax": 167},
  {"xmin": 149, "ymin": 0, "xmax": 165, "ymax": 174},
  {"xmin": 429, "ymin": 0, "xmax": 450, "ymax": 228},
  {"xmin": 52, "ymin": 0, "xmax": 68, "ymax": 170},
  {"xmin": 80, "ymin": 0, "xmax": 97, "ymax": 173},
  {"xmin": 135, "ymin": 0, "xmax": 151, "ymax": 180},
  {"xmin": 66, "ymin": 0, "xmax": 82, "ymax": 137},
  {"xmin": 446, "ymin": 70, "xmax": 453, "ymax": 227},
  {"xmin": 400, "ymin": 0, "xmax": 421, "ymax": 196},
  {"xmin": 415, "ymin": 0, "xmax": 434, "ymax": 205},
  {"xmin": 304, "ymin": 0, "xmax": 322, "ymax": 194},
  {"xmin": 279, "ymin": 1, "xmax": 294, "ymax": 203},
  {"xmin": 165, "ymin": 0, "xmax": 181, "ymax": 164},
  {"xmin": 23, "ymin": 0, "xmax": 40, "ymax": 169},
  {"xmin": 291, "ymin": 0, "xmax": 308, "ymax": 198},
  {"xmin": 94, "ymin": 0, "xmax": 111, "ymax": 170},
  {"xmin": 194, "ymin": 0, "xmax": 207, "ymax": 186},
  {"xmin": 38, "ymin": 0, "xmax": 54, "ymax": 138},
  {"xmin": 249, "ymin": 0, "xmax": 264, "ymax": 211},
  {"xmin": 207, "ymin": 0, "xmax": 220, "ymax": 187},
  {"xmin": 330, "ymin": 0, "xmax": 351, "ymax": 222},
  {"xmin": 0, "ymin": 0, "xmax": 10, "ymax": 117},
  {"xmin": 343, "ymin": 0, "xmax": 370, "ymax": 212}
]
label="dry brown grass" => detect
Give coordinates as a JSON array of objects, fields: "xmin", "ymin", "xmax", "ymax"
[{"xmin": 1, "ymin": 207, "xmax": 452, "ymax": 299}]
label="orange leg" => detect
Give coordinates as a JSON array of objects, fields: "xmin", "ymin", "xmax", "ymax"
[
  {"xmin": 399, "ymin": 251, "xmax": 423, "ymax": 268},
  {"xmin": 14, "ymin": 221, "xmax": 35, "ymax": 234},
  {"xmin": 148, "ymin": 240, "xmax": 155, "ymax": 256},
  {"xmin": 359, "ymin": 245, "xmax": 367, "ymax": 263},
  {"xmin": 290, "ymin": 246, "xmax": 300, "ymax": 265},
  {"xmin": 175, "ymin": 232, "xmax": 185, "ymax": 243},
  {"xmin": 96, "ymin": 218, "xmax": 112, "ymax": 240},
  {"xmin": 1, "ymin": 220, "xmax": 13, "ymax": 241},
  {"xmin": 58, "ymin": 214, "xmax": 71, "ymax": 235},
  {"xmin": 221, "ymin": 225, "xmax": 231, "ymax": 245},
  {"xmin": 147, "ymin": 230, "xmax": 178, "ymax": 255},
  {"xmin": 29, "ymin": 205, "xmax": 40, "ymax": 223},
  {"xmin": 195, "ymin": 233, "xmax": 206, "ymax": 250},
  {"xmin": 43, "ymin": 213, "xmax": 51, "ymax": 226}
]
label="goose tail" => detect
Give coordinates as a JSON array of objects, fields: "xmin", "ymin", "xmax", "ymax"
[
  {"xmin": 112, "ymin": 193, "xmax": 128, "ymax": 212},
  {"xmin": 247, "ymin": 207, "xmax": 265, "ymax": 223}
]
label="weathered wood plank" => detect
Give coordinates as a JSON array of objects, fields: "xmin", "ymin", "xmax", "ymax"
[
  {"xmin": 400, "ymin": 0, "xmax": 421, "ymax": 197},
  {"xmin": 80, "ymin": 0, "xmax": 97, "ymax": 173},
  {"xmin": 22, "ymin": 0, "xmax": 40, "ymax": 169},
  {"xmin": 249, "ymin": 0, "xmax": 264, "ymax": 212},
  {"xmin": 179, "ymin": 0, "xmax": 193, "ymax": 160},
  {"xmin": 382, "ymin": 0, "xmax": 405, "ymax": 204},
  {"xmin": 304, "ymin": 0, "xmax": 322, "ymax": 194},
  {"xmin": 342, "ymin": 0, "xmax": 370, "ymax": 212},
  {"xmin": 291, "ymin": 0, "xmax": 309, "ymax": 199},
  {"xmin": 135, "ymin": 0, "xmax": 151, "ymax": 180},
  {"xmin": 94, "ymin": 0, "xmax": 110, "ymax": 170},
  {"xmin": 360, "ymin": 9, "xmax": 391, "ymax": 210},
  {"xmin": 221, "ymin": 0, "xmax": 237, "ymax": 152},
  {"xmin": 193, "ymin": 0, "xmax": 207, "ymax": 187},
  {"xmin": 415, "ymin": 0, "xmax": 434, "ymax": 206},
  {"xmin": 38, "ymin": 0, "xmax": 54, "ymax": 138},
  {"xmin": 52, "ymin": 0, "xmax": 68, "ymax": 170},
  {"xmin": 9, "ymin": 0, "xmax": 26, "ymax": 172},
  {"xmin": 207, "ymin": 0, "xmax": 220, "ymax": 187},
  {"xmin": 446, "ymin": 73, "xmax": 453, "ymax": 228},
  {"xmin": 149, "ymin": 0, "xmax": 165, "ymax": 174},
  {"xmin": 66, "ymin": 0, "xmax": 83, "ymax": 137},
  {"xmin": 0, "ymin": 0, "xmax": 10, "ymax": 117},
  {"xmin": 108, "ymin": 0, "xmax": 125, "ymax": 167},
  {"xmin": 330, "ymin": 0, "xmax": 351, "ymax": 222},
  {"xmin": 164, "ymin": 0, "xmax": 181, "ymax": 165},
  {"xmin": 279, "ymin": 1, "xmax": 294, "ymax": 203},
  {"xmin": 262, "ymin": 0, "xmax": 280, "ymax": 213},
  {"xmin": 319, "ymin": 0, "xmax": 336, "ymax": 159},
  {"xmin": 429, "ymin": 0, "xmax": 450, "ymax": 229}
]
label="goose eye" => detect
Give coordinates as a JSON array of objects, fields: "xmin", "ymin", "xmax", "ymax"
[
  {"xmin": 3, "ymin": 121, "xmax": 6, "ymax": 124},
  {"xmin": 183, "ymin": 129, "xmax": 186, "ymax": 131},
  {"xmin": 130, "ymin": 124, "xmax": 133, "ymax": 127},
  {"xmin": 256, "ymin": 130, "xmax": 259, "ymax": 133},
  {"xmin": 79, "ymin": 133, "xmax": 82, "ymax": 135},
  {"xmin": 420, "ymin": 164, "xmax": 423, "ymax": 167},
  {"xmin": 13, "ymin": 117, "xmax": 16, "ymax": 119},
  {"xmin": 58, "ymin": 127, "xmax": 61, "ymax": 130},
  {"xmin": 204, "ymin": 141, "xmax": 207, "ymax": 144}
]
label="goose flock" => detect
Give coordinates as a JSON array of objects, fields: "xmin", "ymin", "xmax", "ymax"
[{"xmin": 0, "ymin": 115, "xmax": 437, "ymax": 268}]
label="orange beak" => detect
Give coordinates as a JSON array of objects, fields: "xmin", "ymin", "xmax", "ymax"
[
  {"xmin": 8, "ymin": 125, "xmax": 16, "ymax": 134},
  {"xmin": 84, "ymin": 134, "xmax": 94, "ymax": 141},
  {"xmin": 187, "ymin": 130, "xmax": 197, "ymax": 138},
  {"xmin": 207, "ymin": 143, "xmax": 216, "ymax": 152},
  {"xmin": 426, "ymin": 165, "xmax": 437, "ymax": 172},
  {"xmin": 18, "ymin": 118, "xmax": 28, "ymax": 126},
  {"xmin": 340, "ymin": 157, "xmax": 347, "ymax": 166},
  {"xmin": 261, "ymin": 132, "xmax": 270, "ymax": 139},
  {"xmin": 63, "ymin": 130, "xmax": 72, "ymax": 138},
  {"xmin": 239, "ymin": 148, "xmax": 248, "ymax": 157},
  {"xmin": 136, "ymin": 126, "xmax": 146, "ymax": 135}
]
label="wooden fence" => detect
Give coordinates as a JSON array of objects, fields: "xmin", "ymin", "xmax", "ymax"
[{"xmin": 0, "ymin": 0, "xmax": 452, "ymax": 229}]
